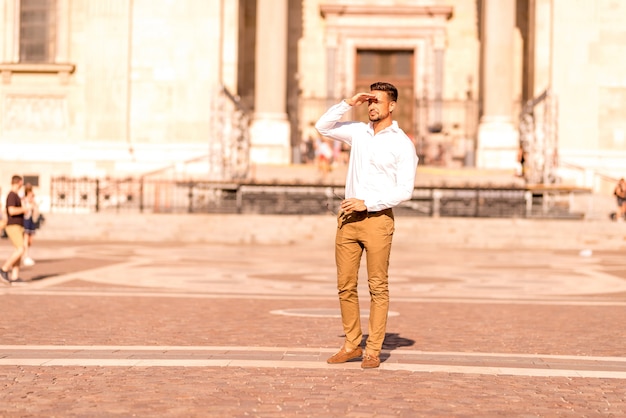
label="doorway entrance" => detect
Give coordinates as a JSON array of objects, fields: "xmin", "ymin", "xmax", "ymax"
[{"xmin": 354, "ymin": 49, "xmax": 415, "ymax": 140}]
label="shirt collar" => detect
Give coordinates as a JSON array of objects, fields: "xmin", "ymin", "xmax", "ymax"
[{"xmin": 367, "ymin": 120, "xmax": 400, "ymax": 135}]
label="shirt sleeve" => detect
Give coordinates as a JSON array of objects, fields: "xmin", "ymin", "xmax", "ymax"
[
  {"xmin": 314, "ymin": 101, "xmax": 359, "ymax": 145},
  {"xmin": 7, "ymin": 192, "xmax": 21, "ymax": 209}
]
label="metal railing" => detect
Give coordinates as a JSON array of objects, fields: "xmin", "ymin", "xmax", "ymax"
[{"xmin": 49, "ymin": 176, "xmax": 589, "ymax": 219}]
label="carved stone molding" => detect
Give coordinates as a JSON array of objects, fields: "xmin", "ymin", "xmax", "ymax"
[
  {"xmin": 2, "ymin": 95, "xmax": 68, "ymax": 133},
  {"xmin": 0, "ymin": 63, "xmax": 76, "ymax": 84},
  {"xmin": 320, "ymin": 4, "xmax": 453, "ymax": 19}
]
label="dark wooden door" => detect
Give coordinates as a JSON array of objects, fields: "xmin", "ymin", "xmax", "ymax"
[{"xmin": 354, "ymin": 49, "xmax": 415, "ymax": 139}]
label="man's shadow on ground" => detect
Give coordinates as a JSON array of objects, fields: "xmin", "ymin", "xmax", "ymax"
[
  {"xmin": 378, "ymin": 333, "xmax": 415, "ymax": 362},
  {"xmin": 340, "ymin": 332, "xmax": 415, "ymax": 363}
]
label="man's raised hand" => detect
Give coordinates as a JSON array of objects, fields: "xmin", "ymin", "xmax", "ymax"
[{"xmin": 345, "ymin": 93, "xmax": 377, "ymax": 107}]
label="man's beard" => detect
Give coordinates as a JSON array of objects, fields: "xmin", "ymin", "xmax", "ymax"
[{"xmin": 369, "ymin": 112, "xmax": 385, "ymax": 122}]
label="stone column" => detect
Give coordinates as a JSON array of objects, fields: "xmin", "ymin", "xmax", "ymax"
[
  {"xmin": 249, "ymin": 0, "xmax": 291, "ymax": 165},
  {"xmin": 2, "ymin": 0, "xmax": 17, "ymax": 61},
  {"xmin": 433, "ymin": 41, "xmax": 445, "ymax": 129},
  {"xmin": 325, "ymin": 45, "xmax": 337, "ymax": 104},
  {"xmin": 476, "ymin": 0, "xmax": 518, "ymax": 169}
]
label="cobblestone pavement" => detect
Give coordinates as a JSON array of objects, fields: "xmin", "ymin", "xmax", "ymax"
[{"xmin": 1, "ymin": 239, "xmax": 626, "ymax": 417}]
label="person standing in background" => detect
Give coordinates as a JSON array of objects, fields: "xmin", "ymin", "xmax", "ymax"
[
  {"xmin": 315, "ymin": 82, "xmax": 418, "ymax": 369},
  {"xmin": 22, "ymin": 183, "xmax": 40, "ymax": 267},
  {"xmin": 613, "ymin": 178, "xmax": 626, "ymax": 221},
  {"xmin": 315, "ymin": 136, "xmax": 333, "ymax": 178}
]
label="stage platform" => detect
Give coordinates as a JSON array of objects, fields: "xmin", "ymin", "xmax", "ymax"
[{"xmin": 249, "ymin": 163, "xmax": 526, "ymax": 188}]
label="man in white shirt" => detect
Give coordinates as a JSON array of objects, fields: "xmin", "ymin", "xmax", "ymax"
[{"xmin": 316, "ymin": 82, "xmax": 418, "ymax": 368}]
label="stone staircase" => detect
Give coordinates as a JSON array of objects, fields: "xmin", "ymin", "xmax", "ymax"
[{"xmin": 35, "ymin": 212, "xmax": 626, "ymax": 251}]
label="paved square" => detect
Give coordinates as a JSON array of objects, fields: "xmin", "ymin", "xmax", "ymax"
[{"xmin": 1, "ymin": 236, "xmax": 625, "ymax": 416}]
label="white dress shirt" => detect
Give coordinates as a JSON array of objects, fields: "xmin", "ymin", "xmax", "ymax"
[{"xmin": 315, "ymin": 100, "xmax": 418, "ymax": 212}]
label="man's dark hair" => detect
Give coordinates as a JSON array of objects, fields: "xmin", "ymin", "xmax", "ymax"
[
  {"xmin": 370, "ymin": 82, "xmax": 398, "ymax": 102},
  {"xmin": 11, "ymin": 175, "xmax": 22, "ymax": 184}
]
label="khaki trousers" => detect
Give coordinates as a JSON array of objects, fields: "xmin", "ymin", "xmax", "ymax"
[
  {"xmin": 5, "ymin": 224, "xmax": 24, "ymax": 249},
  {"xmin": 335, "ymin": 208, "xmax": 394, "ymax": 355}
]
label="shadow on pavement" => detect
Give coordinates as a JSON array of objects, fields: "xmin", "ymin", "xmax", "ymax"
[
  {"xmin": 382, "ymin": 333, "xmax": 416, "ymax": 350},
  {"xmin": 18, "ymin": 257, "xmax": 119, "ymax": 284},
  {"xmin": 30, "ymin": 274, "xmax": 61, "ymax": 282},
  {"xmin": 359, "ymin": 332, "xmax": 415, "ymax": 363}
]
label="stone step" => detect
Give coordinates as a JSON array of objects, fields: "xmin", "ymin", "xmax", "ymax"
[{"xmin": 34, "ymin": 212, "xmax": 626, "ymax": 251}]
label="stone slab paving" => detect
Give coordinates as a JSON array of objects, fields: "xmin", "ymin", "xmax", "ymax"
[{"xmin": 1, "ymin": 239, "xmax": 626, "ymax": 416}]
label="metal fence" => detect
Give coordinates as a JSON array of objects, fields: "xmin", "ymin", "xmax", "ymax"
[{"xmin": 49, "ymin": 176, "xmax": 587, "ymax": 219}]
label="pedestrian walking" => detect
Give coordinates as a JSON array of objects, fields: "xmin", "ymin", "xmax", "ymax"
[
  {"xmin": 315, "ymin": 82, "xmax": 418, "ymax": 368},
  {"xmin": 0, "ymin": 175, "xmax": 28, "ymax": 285}
]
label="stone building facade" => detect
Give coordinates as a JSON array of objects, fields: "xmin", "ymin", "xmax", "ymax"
[{"xmin": 0, "ymin": 0, "xmax": 625, "ymax": 205}]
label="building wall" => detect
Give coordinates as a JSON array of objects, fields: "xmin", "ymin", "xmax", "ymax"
[
  {"xmin": 551, "ymin": 0, "xmax": 626, "ymax": 185},
  {"xmin": 1, "ymin": 0, "xmax": 626, "ymax": 204},
  {"xmin": 442, "ymin": 0, "xmax": 480, "ymax": 101},
  {"xmin": 0, "ymin": 0, "xmax": 236, "ymax": 202}
]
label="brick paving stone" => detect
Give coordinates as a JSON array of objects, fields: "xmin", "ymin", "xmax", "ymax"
[
  {"xmin": 3, "ymin": 364, "xmax": 624, "ymax": 417},
  {"xmin": 0, "ymin": 240, "xmax": 625, "ymax": 416}
]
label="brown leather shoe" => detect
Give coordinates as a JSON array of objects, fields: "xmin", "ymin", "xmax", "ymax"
[
  {"xmin": 361, "ymin": 352, "xmax": 380, "ymax": 369},
  {"xmin": 327, "ymin": 346, "xmax": 363, "ymax": 364}
]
